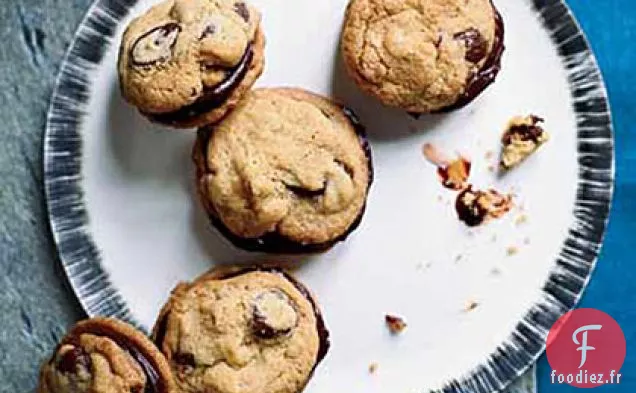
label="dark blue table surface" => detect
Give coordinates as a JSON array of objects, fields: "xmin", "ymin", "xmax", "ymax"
[{"xmin": 538, "ymin": 1, "xmax": 636, "ymax": 391}]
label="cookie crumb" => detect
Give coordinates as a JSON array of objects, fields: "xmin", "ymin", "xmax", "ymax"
[
  {"xmin": 523, "ymin": 237, "xmax": 531, "ymax": 245},
  {"xmin": 514, "ymin": 214, "xmax": 528, "ymax": 225},
  {"xmin": 385, "ymin": 315, "xmax": 407, "ymax": 334},
  {"xmin": 368, "ymin": 362, "xmax": 378, "ymax": 374},
  {"xmin": 422, "ymin": 143, "xmax": 449, "ymax": 167},
  {"xmin": 454, "ymin": 254, "xmax": 463, "ymax": 263},
  {"xmin": 455, "ymin": 187, "xmax": 514, "ymax": 227},
  {"xmin": 465, "ymin": 301, "xmax": 479, "ymax": 312},
  {"xmin": 506, "ymin": 246, "xmax": 519, "ymax": 256},
  {"xmin": 437, "ymin": 195, "xmax": 443, "ymax": 202},
  {"xmin": 438, "ymin": 157, "xmax": 471, "ymax": 190},
  {"xmin": 488, "ymin": 165, "xmax": 495, "ymax": 173},
  {"xmin": 485, "ymin": 150, "xmax": 494, "ymax": 159},
  {"xmin": 490, "ymin": 267, "xmax": 501, "ymax": 276},
  {"xmin": 491, "ymin": 234, "xmax": 497, "ymax": 242}
]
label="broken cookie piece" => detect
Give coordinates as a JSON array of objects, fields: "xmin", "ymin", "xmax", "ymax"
[
  {"xmin": 385, "ymin": 315, "xmax": 407, "ymax": 334},
  {"xmin": 422, "ymin": 143, "xmax": 471, "ymax": 190},
  {"xmin": 500, "ymin": 115, "xmax": 549, "ymax": 170},
  {"xmin": 438, "ymin": 157, "xmax": 471, "ymax": 190},
  {"xmin": 455, "ymin": 186, "xmax": 513, "ymax": 226}
]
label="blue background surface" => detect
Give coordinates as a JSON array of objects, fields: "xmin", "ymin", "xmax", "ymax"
[{"xmin": 538, "ymin": 0, "xmax": 635, "ymax": 391}]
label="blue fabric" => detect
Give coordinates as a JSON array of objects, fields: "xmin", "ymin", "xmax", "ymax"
[{"xmin": 537, "ymin": 1, "xmax": 636, "ymax": 391}]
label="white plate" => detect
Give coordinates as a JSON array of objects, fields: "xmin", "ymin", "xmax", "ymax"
[{"xmin": 44, "ymin": 0, "xmax": 613, "ymax": 392}]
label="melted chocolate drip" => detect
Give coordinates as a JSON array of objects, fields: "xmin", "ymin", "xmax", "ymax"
[
  {"xmin": 119, "ymin": 341, "xmax": 161, "ymax": 393},
  {"xmin": 145, "ymin": 45, "xmax": 254, "ymax": 125},
  {"xmin": 195, "ymin": 105, "xmax": 373, "ymax": 254},
  {"xmin": 435, "ymin": 5, "xmax": 505, "ymax": 113}
]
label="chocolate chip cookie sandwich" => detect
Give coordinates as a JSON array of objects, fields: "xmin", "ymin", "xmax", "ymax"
[
  {"xmin": 152, "ymin": 266, "xmax": 330, "ymax": 393},
  {"xmin": 193, "ymin": 88, "xmax": 373, "ymax": 253},
  {"xmin": 118, "ymin": 0, "xmax": 265, "ymax": 128},
  {"xmin": 38, "ymin": 318, "xmax": 175, "ymax": 393},
  {"xmin": 341, "ymin": 0, "xmax": 504, "ymax": 114}
]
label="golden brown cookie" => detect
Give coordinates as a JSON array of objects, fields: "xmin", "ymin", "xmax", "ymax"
[
  {"xmin": 118, "ymin": 0, "xmax": 265, "ymax": 128},
  {"xmin": 38, "ymin": 318, "xmax": 175, "ymax": 393},
  {"xmin": 193, "ymin": 88, "xmax": 373, "ymax": 253},
  {"xmin": 152, "ymin": 266, "xmax": 330, "ymax": 393},
  {"xmin": 341, "ymin": 0, "xmax": 504, "ymax": 113}
]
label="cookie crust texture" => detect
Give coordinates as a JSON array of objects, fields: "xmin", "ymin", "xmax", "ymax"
[
  {"xmin": 194, "ymin": 88, "xmax": 373, "ymax": 252},
  {"xmin": 342, "ymin": 0, "xmax": 502, "ymax": 112}
]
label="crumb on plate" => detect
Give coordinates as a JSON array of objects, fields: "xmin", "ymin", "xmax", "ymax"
[
  {"xmin": 465, "ymin": 301, "xmax": 479, "ymax": 312},
  {"xmin": 385, "ymin": 314, "xmax": 407, "ymax": 334},
  {"xmin": 515, "ymin": 214, "xmax": 528, "ymax": 225}
]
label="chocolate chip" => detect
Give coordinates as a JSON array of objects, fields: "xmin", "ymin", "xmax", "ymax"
[
  {"xmin": 131, "ymin": 23, "xmax": 181, "ymax": 66},
  {"xmin": 57, "ymin": 346, "xmax": 91, "ymax": 374},
  {"xmin": 199, "ymin": 23, "xmax": 216, "ymax": 40},
  {"xmin": 233, "ymin": 2, "xmax": 250, "ymax": 22},
  {"xmin": 434, "ymin": 34, "xmax": 443, "ymax": 49},
  {"xmin": 285, "ymin": 183, "xmax": 326, "ymax": 198},
  {"xmin": 503, "ymin": 116, "xmax": 545, "ymax": 144},
  {"xmin": 173, "ymin": 352, "xmax": 195, "ymax": 368},
  {"xmin": 453, "ymin": 28, "xmax": 488, "ymax": 63},
  {"xmin": 455, "ymin": 187, "xmax": 488, "ymax": 227},
  {"xmin": 251, "ymin": 290, "xmax": 298, "ymax": 339},
  {"xmin": 455, "ymin": 187, "xmax": 512, "ymax": 226}
]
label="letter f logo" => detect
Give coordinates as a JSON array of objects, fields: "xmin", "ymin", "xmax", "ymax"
[{"xmin": 572, "ymin": 324, "xmax": 602, "ymax": 368}]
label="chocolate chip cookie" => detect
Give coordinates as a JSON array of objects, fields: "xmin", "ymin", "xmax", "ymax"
[
  {"xmin": 118, "ymin": 0, "xmax": 265, "ymax": 128},
  {"xmin": 341, "ymin": 0, "xmax": 504, "ymax": 113},
  {"xmin": 193, "ymin": 88, "xmax": 373, "ymax": 253},
  {"xmin": 152, "ymin": 266, "xmax": 329, "ymax": 393},
  {"xmin": 38, "ymin": 318, "xmax": 175, "ymax": 393}
]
